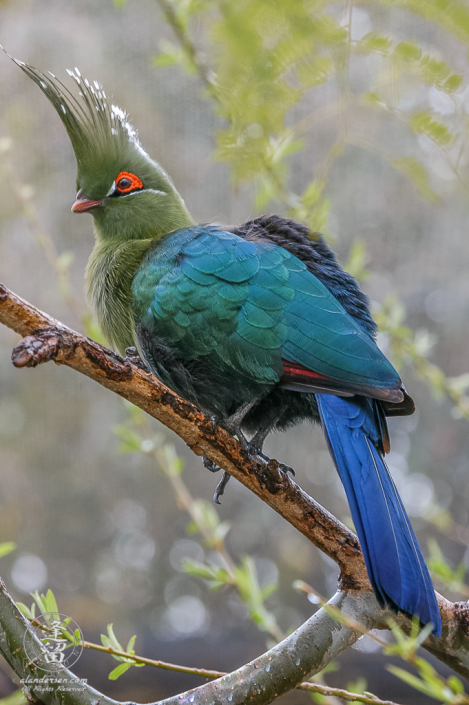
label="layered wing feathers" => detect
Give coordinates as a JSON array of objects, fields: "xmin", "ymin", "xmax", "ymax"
[{"xmin": 132, "ymin": 226, "xmax": 401, "ymax": 395}]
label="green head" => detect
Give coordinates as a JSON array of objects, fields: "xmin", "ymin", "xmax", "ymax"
[{"xmin": 13, "ymin": 58, "xmax": 193, "ymax": 242}]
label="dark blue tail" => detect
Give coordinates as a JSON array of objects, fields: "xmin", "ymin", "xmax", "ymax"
[{"xmin": 316, "ymin": 393, "xmax": 441, "ymax": 636}]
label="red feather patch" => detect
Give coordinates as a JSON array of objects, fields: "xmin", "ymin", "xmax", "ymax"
[{"xmin": 282, "ymin": 360, "xmax": 327, "ymax": 380}]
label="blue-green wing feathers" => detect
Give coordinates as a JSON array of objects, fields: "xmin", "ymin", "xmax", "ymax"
[{"xmin": 132, "ymin": 226, "xmax": 401, "ymax": 395}]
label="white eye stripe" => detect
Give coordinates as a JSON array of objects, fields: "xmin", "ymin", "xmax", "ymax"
[
  {"xmin": 119, "ymin": 188, "xmax": 167, "ymax": 199},
  {"xmin": 106, "ymin": 181, "xmax": 116, "ymax": 197},
  {"xmin": 105, "ymin": 183, "xmax": 167, "ymax": 199}
]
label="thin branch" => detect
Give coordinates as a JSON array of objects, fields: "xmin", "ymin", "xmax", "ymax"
[
  {"xmin": 156, "ymin": 0, "xmax": 214, "ymax": 88},
  {"xmin": 82, "ymin": 641, "xmax": 403, "ymax": 705}
]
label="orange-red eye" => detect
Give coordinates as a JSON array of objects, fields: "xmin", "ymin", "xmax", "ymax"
[{"xmin": 115, "ymin": 171, "xmax": 143, "ymax": 193}]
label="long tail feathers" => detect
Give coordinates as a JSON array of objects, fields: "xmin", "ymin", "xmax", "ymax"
[{"xmin": 316, "ymin": 394, "xmax": 441, "ymax": 636}]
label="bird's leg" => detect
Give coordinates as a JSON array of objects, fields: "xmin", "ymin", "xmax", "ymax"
[
  {"xmin": 202, "ymin": 417, "xmax": 221, "ymax": 473},
  {"xmin": 221, "ymin": 400, "xmax": 258, "ymax": 448},
  {"xmin": 203, "ymin": 401, "xmax": 258, "ymax": 503},
  {"xmin": 204, "ymin": 401, "xmax": 258, "ymax": 466},
  {"xmin": 247, "ymin": 426, "xmax": 295, "ymax": 477}
]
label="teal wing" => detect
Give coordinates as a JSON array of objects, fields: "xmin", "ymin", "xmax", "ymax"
[{"xmin": 132, "ymin": 226, "xmax": 401, "ymax": 393}]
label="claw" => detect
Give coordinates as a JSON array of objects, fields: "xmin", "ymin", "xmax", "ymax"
[
  {"xmin": 124, "ymin": 346, "xmax": 149, "ymax": 371},
  {"xmin": 257, "ymin": 450, "xmax": 295, "ymax": 477},
  {"xmin": 279, "ymin": 462, "xmax": 295, "ymax": 477},
  {"xmin": 213, "ymin": 471, "xmax": 231, "ymax": 504},
  {"xmin": 203, "ymin": 456, "xmax": 220, "ymax": 473}
]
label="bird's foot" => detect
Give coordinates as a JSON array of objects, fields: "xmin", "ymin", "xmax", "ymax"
[
  {"xmin": 213, "ymin": 471, "xmax": 231, "ymax": 504},
  {"xmin": 257, "ymin": 451, "xmax": 295, "ymax": 477},
  {"xmin": 278, "ymin": 461, "xmax": 295, "ymax": 477},
  {"xmin": 124, "ymin": 346, "xmax": 149, "ymax": 371}
]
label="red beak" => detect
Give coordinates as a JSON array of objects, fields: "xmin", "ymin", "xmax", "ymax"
[{"xmin": 71, "ymin": 197, "xmax": 103, "ymax": 213}]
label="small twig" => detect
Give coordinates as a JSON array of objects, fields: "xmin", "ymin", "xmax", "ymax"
[
  {"xmin": 84, "ymin": 639, "xmax": 403, "ymax": 705},
  {"xmin": 156, "ymin": 0, "xmax": 214, "ymax": 88},
  {"xmin": 83, "ymin": 641, "xmax": 224, "ymax": 678}
]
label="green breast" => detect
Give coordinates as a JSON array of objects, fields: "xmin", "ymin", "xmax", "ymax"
[{"xmin": 86, "ymin": 239, "xmax": 153, "ymax": 354}]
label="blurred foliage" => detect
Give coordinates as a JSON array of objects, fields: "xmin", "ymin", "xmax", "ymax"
[
  {"xmin": 0, "ymin": 692, "xmax": 26, "ymax": 705},
  {"xmin": 116, "ymin": 404, "xmax": 286, "ymax": 644},
  {"xmin": 0, "ymin": 543, "xmax": 15, "ymax": 559},
  {"xmin": 155, "ymin": 0, "xmax": 466, "ymax": 224},
  {"xmin": 385, "ymin": 620, "xmax": 468, "ymax": 704},
  {"xmin": 153, "ymin": 0, "xmax": 469, "ymax": 422},
  {"xmin": 427, "ymin": 539, "xmax": 469, "ymax": 598}
]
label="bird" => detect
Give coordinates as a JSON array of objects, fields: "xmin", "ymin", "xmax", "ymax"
[{"xmin": 11, "ymin": 55, "xmax": 441, "ymax": 636}]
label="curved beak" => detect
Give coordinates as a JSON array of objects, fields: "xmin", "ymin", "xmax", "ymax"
[{"xmin": 71, "ymin": 197, "xmax": 103, "ymax": 213}]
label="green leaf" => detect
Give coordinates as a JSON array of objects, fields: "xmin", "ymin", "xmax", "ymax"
[
  {"xmin": 345, "ymin": 241, "xmax": 370, "ymax": 281},
  {"xmin": 447, "ymin": 675, "xmax": 464, "ymax": 694},
  {"xmin": 101, "ymin": 623, "xmax": 126, "ymax": 660},
  {"xmin": 153, "ymin": 41, "xmax": 185, "ymax": 69},
  {"xmin": 126, "ymin": 634, "xmax": 137, "ymax": 654},
  {"xmin": 347, "ymin": 677, "xmax": 367, "ymax": 695},
  {"xmin": 182, "ymin": 558, "xmax": 230, "ymax": 584},
  {"xmin": 56, "ymin": 251, "xmax": 74, "ymax": 270},
  {"xmin": 297, "ymin": 56, "xmax": 333, "ymax": 88},
  {"xmin": 113, "ymin": 424, "xmax": 143, "ymax": 453},
  {"xmin": 355, "ymin": 32, "xmax": 393, "ymax": 54},
  {"xmin": 443, "ymin": 74, "xmax": 463, "ymax": 93},
  {"xmin": 108, "ymin": 662, "xmax": 132, "ymax": 680},
  {"xmin": 301, "ymin": 178, "xmax": 326, "ymax": 208},
  {"xmin": 420, "ymin": 55, "xmax": 452, "ymax": 87},
  {"xmin": 361, "ymin": 92, "xmax": 382, "ymax": 107},
  {"xmin": 392, "ymin": 157, "xmax": 442, "ymax": 204},
  {"xmin": 255, "ymin": 176, "xmax": 277, "ymax": 211},
  {"xmin": 45, "ymin": 588, "xmax": 59, "ymax": 615},
  {"xmin": 260, "ymin": 581, "xmax": 278, "ymax": 600},
  {"xmin": 0, "ymin": 542, "xmax": 16, "ymax": 558},
  {"xmin": 16, "ymin": 602, "xmax": 35, "ymax": 620},
  {"xmin": 154, "ymin": 52, "xmax": 181, "ymax": 69},
  {"xmin": 31, "ymin": 591, "xmax": 48, "ymax": 614},
  {"xmin": 394, "ymin": 40, "xmax": 422, "ymax": 62},
  {"xmin": 409, "ymin": 110, "xmax": 453, "ymax": 147},
  {"xmin": 0, "ymin": 691, "xmax": 27, "ymax": 705},
  {"xmin": 306, "ymin": 198, "xmax": 331, "ymax": 234},
  {"xmin": 387, "ymin": 665, "xmax": 434, "ymax": 697}
]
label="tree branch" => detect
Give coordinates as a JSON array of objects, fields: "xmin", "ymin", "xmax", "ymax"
[
  {"xmin": 0, "ymin": 575, "xmax": 382, "ymax": 705},
  {"xmin": 0, "ymin": 282, "xmax": 367, "ymax": 587},
  {"xmin": 1, "ymin": 281, "xmax": 469, "ymax": 698}
]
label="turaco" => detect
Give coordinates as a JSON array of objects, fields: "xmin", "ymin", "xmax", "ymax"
[{"xmin": 9, "ymin": 55, "xmax": 441, "ymax": 636}]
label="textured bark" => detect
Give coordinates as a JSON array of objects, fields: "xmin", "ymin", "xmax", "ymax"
[{"xmin": 1, "ymin": 281, "xmax": 469, "ymax": 704}]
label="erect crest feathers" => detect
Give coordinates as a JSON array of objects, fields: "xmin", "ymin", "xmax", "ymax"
[{"xmin": 7, "ymin": 51, "xmax": 152, "ymax": 193}]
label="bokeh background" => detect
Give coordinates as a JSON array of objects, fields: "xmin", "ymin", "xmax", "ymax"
[{"xmin": 0, "ymin": 0, "xmax": 468, "ymax": 702}]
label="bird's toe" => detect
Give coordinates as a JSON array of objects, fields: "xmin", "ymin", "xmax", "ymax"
[{"xmin": 203, "ymin": 456, "xmax": 220, "ymax": 473}]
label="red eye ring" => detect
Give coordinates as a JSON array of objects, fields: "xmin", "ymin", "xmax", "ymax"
[{"xmin": 115, "ymin": 171, "xmax": 143, "ymax": 193}]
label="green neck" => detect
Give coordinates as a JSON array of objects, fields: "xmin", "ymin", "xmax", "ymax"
[
  {"xmin": 86, "ymin": 239, "xmax": 150, "ymax": 354},
  {"xmin": 86, "ymin": 191, "xmax": 194, "ymax": 354}
]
